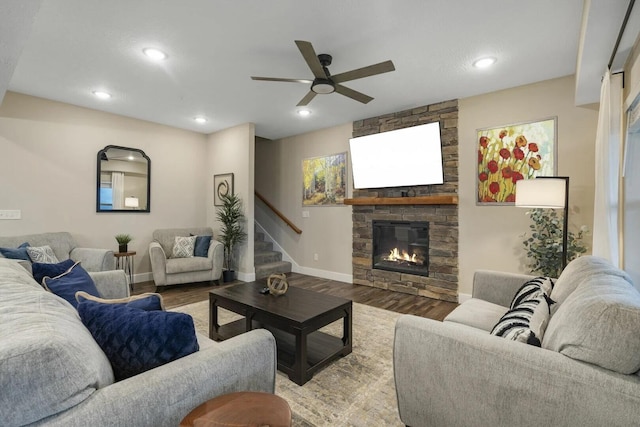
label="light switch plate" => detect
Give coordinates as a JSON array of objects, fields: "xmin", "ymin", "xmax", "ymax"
[
  {"xmin": 0, "ymin": 210, "xmax": 21, "ymax": 220},
  {"xmin": 302, "ymin": 211, "xmax": 310, "ymax": 218}
]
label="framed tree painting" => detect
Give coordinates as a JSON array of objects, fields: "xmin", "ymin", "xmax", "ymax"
[
  {"xmin": 476, "ymin": 117, "xmax": 557, "ymax": 205},
  {"xmin": 214, "ymin": 173, "xmax": 234, "ymax": 206},
  {"xmin": 302, "ymin": 152, "xmax": 347, "ymax": 206}
]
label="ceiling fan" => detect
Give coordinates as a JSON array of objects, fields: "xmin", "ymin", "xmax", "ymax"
[{"xmin": 251, "ymin": 40, "xmax": 395, "ymax": 106}]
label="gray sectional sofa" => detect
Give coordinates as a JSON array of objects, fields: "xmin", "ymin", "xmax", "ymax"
[
  {"xmin": 394, "ymin": 256, "xmax": 640, "ymax": 427},
  {"xmin": 0, "ymin": 257, "xmax": 276, "ymax": 426},
  {"xmin": 149, "ymin": 227, "xmax": 224, "ymax": 287}
]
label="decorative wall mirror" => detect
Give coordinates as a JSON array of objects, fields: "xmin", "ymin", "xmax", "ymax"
[{"xmin": 96, "ymin": 145, "xmax": 151, "ymax": 212}]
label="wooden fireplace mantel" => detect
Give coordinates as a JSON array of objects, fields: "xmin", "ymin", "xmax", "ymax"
[{"xmin": 343, "ymin": 195, "xmax": 458, "ymax": 206}]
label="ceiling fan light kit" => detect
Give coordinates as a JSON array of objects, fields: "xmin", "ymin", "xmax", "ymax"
[{"xmin": 251, "ymin": 40, "xmax": 395, "ymax": 106}]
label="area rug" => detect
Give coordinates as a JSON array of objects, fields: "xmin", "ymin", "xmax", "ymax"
[{"xmin": 172, "ymin": 300, "xmax": 404, "ymax": 426}]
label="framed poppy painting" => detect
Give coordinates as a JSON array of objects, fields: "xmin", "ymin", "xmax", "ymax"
[{"xmin": 476, "ymin": 117, "xmax": 557, "ymax": 205}]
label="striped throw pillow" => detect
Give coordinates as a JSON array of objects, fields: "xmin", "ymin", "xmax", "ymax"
[{"xmin": 510, "ymin": 276, "xmax": 555, "ymax": 309}]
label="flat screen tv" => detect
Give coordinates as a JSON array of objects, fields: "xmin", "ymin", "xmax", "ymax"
[{"xmin": 349, "ymin": 121, "xmax": 444, "ymax": 189}]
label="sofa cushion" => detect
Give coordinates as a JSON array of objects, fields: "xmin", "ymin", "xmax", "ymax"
[
  {"xmin": 491, "ymin": 293, "xmax": 551, "ymax": 346},
  {"xmin": 32, "ymin": 258, "xmax": 75, "ymax": 285},
  {"xmin": 510, "ymin": 276, "xmax": 554, "ymax": 309},
  {"xmin": 0, "ymin": 242, "xmax": 30, "ymax": 260},
  {"xmin": 0, "ymin": 260, "xmax": 114, "ymax": 426},
  {"xmin": 78, "ymin": 300, "xmax": 199, "ymax": 381},
  {"xmin": 43, "ymin": 261, "xmax": 100, "ymax": 308},
  {"xmin": 543, "ymin": 273, "xmax": 640, "ymax": 374},
  {"xmin": 444, "ymin": 299, "xmax": 508, "ymax": 332},
  {"xmin": 27, "ymin": 245, "xmax": 59, "ymax": 263},
  {"xmin": 193, "ymin": 235, "xmax": 212, "ymax": 257},
  {"xmin": 166, "ymin": 256, "xmax": 214, "ymax": 274},
  {"xmin": 76, "ymin": 291, "xmax": 165, "ymax": 311},
  {"xmin": 551, "ymin": 255, "xmax": 633, "ymax": 314},
  {"xmin": 172, "ymin": 235, "xmax": 197, "ymax": 258}
]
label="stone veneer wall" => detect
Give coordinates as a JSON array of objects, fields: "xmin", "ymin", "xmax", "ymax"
[{"xmin": 351, "ymin": 100, "xmax": 459, "ymax": 302}]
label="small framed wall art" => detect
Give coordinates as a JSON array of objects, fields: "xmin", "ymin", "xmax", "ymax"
[
  {"xmin": 214, "ymin": 173, "xmax": 234, "ymax": 206},
  {"xmin": 476, "ymin": 117, "xmax": 557, "ymax": 205}
]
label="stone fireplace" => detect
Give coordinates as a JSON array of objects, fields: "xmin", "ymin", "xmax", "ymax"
[{"xmin": 348, "ymin": 100, "xmax": 459, "ymax": 302}]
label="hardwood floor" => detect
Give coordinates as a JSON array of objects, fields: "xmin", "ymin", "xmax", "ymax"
[{"xmin": 134, "ymin": 272, "xmax": 458, "ymax": 321}]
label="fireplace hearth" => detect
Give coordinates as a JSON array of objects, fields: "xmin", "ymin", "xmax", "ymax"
[{"xmin": 372, "ymin": 220, "xmax": 429, "ymax": 277}]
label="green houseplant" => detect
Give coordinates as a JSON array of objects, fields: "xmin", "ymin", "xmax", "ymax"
[
  {"xmin": 114, "ymin": 234, "xmax": 133, "ymax": 253},
  {"xmin": 522, "ymin": 208, "xmax": 588, "ymax": 278},
  {"xmin": 215, "ymin": 193, "xmax": 247, "ymax": 282}
]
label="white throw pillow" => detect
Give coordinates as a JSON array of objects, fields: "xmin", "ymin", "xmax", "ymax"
[
  {"xmin": 171, "ymin": 236, "xmax": 196, "ymax": 258},
  {"xmin": 26, "ymin": 245, "xmax": 59, "ymax": 264}
]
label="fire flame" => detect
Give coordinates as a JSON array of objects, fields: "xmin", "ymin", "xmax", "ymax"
[{"xmin": 386, "ymin": 248, "xmax": 418, "ymax": 263}]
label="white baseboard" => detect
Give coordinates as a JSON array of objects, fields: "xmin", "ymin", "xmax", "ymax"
[
  {"xmin": 458, "ymin": 292, "xmax": 471, "ymax": 303},
  {"xmin": 131, "ymin": 272, "xmax": 152, "ymax": 284},
  {"xmin": 292, "ymin": 265, "xmax": 353, "ymax": 284},
  {"xmin": 238, "ymin": 271, "xmax": 256, "ymax": 282}
]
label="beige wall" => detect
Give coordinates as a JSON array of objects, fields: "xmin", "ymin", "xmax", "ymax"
[
  {"xmin": 0, "ymin": 92, "xmax": 209, "ymax": 277},
  {"xmin": 206, "ymin": 123, "xmax": 255, "ymax": 281},
  {"xmin": 458, "ymin": 75, "xmax": 598, "ymax": 296},
  {"xmin": 255, "ymin": 123, "xmax": 353, "ymax": 282}
]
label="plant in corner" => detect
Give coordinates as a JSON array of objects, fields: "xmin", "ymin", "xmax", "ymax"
[
  {"xmin": 115, "ymin": 234, "xmax": 133, "ymax": 253},
  {"xmin": 522, "ymin": 208, "xmax": 588, "ymax": 278},
  {"xmin": 215, "ymin": 193, "xmax": 247, "ymax": 282}
]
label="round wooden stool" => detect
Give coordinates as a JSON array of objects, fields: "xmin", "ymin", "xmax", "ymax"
[{"xmin": 180, "ymin": 391, "xmax": 292, "ymax": 427}]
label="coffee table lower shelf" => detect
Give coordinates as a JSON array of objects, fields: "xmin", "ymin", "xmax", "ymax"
[{"xmin": 213, "ymin": 319, "xmax": 349, "ymax": 385}]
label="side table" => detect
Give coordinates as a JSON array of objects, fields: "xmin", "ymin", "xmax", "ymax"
[{"xmin": 114, "ymin": 251, "xmax": 136, "ymax": 291}]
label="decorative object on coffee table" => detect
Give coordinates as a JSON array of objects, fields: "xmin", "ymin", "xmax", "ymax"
[
  {"xmin": 267, "ymin": 273, "xmax": 288, "ymax": 296},
  {"xmin": 180, "ymin": 391, "xmax": 291, "ymax": 427},
  {"xmin": 215, "ymin": 193, "xmax": 247, "ymax": 282},
  {"xmin": 114, "ymin": 234, "xmax": 133, "ymax": 253}
]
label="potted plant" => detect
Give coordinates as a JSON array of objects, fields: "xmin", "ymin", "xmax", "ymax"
[
  {"xmin": 115, "ymin": 234, "xmax": 133, "ymax": 253},
  {"xmin": 215, "ymin": 193, "xmax": 247, "ymax": 282}
]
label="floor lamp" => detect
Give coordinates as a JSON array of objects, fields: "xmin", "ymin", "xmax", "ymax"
[{"xmin": 515, "ymin": 176, "xmax": 570, "ymax": 270}]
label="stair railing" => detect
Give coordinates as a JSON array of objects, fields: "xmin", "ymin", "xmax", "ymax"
[{"xmin": 255, "ymin": 191, "xmax": 302, "ymax": 235}]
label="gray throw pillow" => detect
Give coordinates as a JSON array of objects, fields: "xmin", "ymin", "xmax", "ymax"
[
  {"xmin": 26, "ymin": 245, "xmax": 59, "ymax": 264},
  {"xmin": 171, "ymin": 236, "xmax": 196, "ymax": 258}
]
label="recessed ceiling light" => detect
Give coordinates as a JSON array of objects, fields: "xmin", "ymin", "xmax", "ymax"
[
  {"xmin": 473, "ymin": 57, "xmax": 497, "ymax": 69},
  {"xmin": 143, "ymin": 48, "xmax": 167, "ymax": 61},
  {"xmin": 92, "ymin": 90, "xmax": 112, "ymax": 99},
  {"xmin": 194, "ymin": 116, "xmax": 208, "ymax": 124},
  {"xmin": 297, "ymin": 109, "xmax": 311, "ymax": 117}
]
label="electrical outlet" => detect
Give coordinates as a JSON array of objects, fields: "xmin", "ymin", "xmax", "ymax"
[
  {"xmin": 302, "ymin": 211, "xmax": 310, "ymax": 218},
  {"xmin": 0, "ymin": 210, "xmax": 21, "ymax": 220},
  {"xmin": 314, "ymin": 253, "xmax": 319, "ymax": 261}
]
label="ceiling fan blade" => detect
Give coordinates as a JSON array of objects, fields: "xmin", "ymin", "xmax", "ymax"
[
  {"xmin": 334, "ymin": 84, "xmax": 374, "ymax": 104},
  {"xmin": 251, "ymin": 76, "xmax": 313, "ymax": 84},
  {"xmin": 331, "ymin": 60, "xmax": 395, "ymax": 84},
  {"xmin": 295, "ymin": 40, "xmax": 326, "ymax": 79},
  {"xmin": 296, "ymin": 91, "xmax": 317, "ymax": 106}
]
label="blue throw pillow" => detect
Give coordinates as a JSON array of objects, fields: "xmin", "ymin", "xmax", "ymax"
[
  {"xmin": 192, "ymin": 234, "xmax": 212, "ymax": 257},
  {"xmin": 75, "ymin": 291, "xmax": 165, "ymax": 311},
  {"xmin": 0, "ymin": 242, "xmax": 30, "ymax": 261},
  {"xmin": 77, "ymin": 300, "xmax": 199, "ymax": 381},
  {"xmin": 43, "ymin": 262, "xmax": 100, "ymax": 308},
  {"xmin": 32, "ymin": 258, "xmax": 75, "ymax": 285}
]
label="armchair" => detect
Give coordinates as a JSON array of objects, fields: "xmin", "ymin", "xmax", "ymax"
[{"xmin": 149, "ymin": 227, "xmax": 224, "ymax": 288}]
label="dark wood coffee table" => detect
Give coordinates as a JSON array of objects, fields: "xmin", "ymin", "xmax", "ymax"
[{"xmin": 209, "ymin": 282, "xmax": 352, "ymax": 385}]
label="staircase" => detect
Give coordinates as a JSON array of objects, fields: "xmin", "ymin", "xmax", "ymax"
[{"xmin": 254, "ymin": 230, "xmax": 292, "ymax": 280}]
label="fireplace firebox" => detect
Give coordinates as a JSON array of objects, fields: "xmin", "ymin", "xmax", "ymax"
[{"xmin": 372, "ymin": 220, "xmax": 429, "ymax": 277}]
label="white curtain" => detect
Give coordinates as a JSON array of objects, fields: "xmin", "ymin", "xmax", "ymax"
[
  {"xmin": 111, "ymin": 172, "xmax": 125, "ymax": 210},
  {"xmin": 592, "ymin": 70, "xmax": 623, "ymax": 266}
]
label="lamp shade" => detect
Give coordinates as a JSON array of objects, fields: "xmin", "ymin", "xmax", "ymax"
[
  {"xmin": 124, "ymin": 197, "xmax": 139, "ymax": 208},
  {"xmin": 515, "ymin": 178, "xmax": 566, "ymax": 208}
]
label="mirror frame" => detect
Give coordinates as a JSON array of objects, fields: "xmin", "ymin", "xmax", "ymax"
[{"xmin": 96, "ymin": 145, "xmax": 151, "ymax": 213}]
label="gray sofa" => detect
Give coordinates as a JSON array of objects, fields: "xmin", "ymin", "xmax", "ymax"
[
  {"xmin": 0, "ymin": 257, "xmax": 277, "ymax": 426},
  {"xmin": 149, "ymin": 227, "xmax": 224, "ymax": 287},
  {"xmin": 394, "ymin": 256, "xmax": 640, "ymax": 427},
  {"xmin": 0, "ymin": 232, "xmax": 116, "ymax": 273}
]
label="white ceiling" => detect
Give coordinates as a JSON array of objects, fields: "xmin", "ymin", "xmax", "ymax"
[{"xmin": 1, "ymin": 0, "xmax": 637, "ymax": 140}]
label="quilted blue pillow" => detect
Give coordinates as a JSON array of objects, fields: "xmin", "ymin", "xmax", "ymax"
[
  {"xmin": 192, "ymin": 234, "xmax": 212, "ymax": 257},
  {"xmin": 77, "ymin": 300, "xmax": 199, "ymax": 381},
  {"xmin": 43, "ymin": 262, "xmax": 100, "ymax": 308},
  {"xmin": 75, "ymin": 291, "xmax": 165, "ymax": 311},
  {"xmin": 32, "ymin": 258, "xmax": 75, "ymax": 285},
  {"xmin": 0, "ymin": 242, "xmax": 30, "ymax": 261}
]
